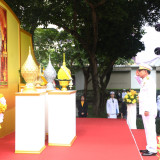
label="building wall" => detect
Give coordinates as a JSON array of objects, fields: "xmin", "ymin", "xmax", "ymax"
[
  {"xmin": 75, "ymin": 66, "xmax": 159, "ymax": 91},
  {"xmin": 75, "ymin": 70, "xmax": 85, "ymax": 90},
  {"xmin": 131, "ymin": 67, "xmax": 139, "ymax": 89},
  {"xmin": 107, "ymin": 71, "xmax": 131, "ymax": 89},
  {"xmin": 75, "ymin": 69, "xmax": 131, "ymax": 90},
  {"xmin": 157, "ymin": 72, "xmax": 160, "ymax": 89}
]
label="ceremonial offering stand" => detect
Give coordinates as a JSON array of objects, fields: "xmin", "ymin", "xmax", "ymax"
[
  {"xmin": 15, "ymin": 92, "xmax": 46, "ymax": 154},
  {"xmin": 48, "ymin": 90, "xmax": 77, "ymax": 146}
]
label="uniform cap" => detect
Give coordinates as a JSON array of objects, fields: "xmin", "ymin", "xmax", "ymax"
[
  {"xmin": 139, "ymin": 63, "xmax": 152, "ymax": 71},
  {"xmin": 110, "ymin": 91, "xmax": 115, "ymax": 95}
]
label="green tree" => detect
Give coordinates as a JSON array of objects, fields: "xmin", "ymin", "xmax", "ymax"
[
  {"xmin": 5, "ymin": 0, "xmax": 160, "ymax": 114},
  {"xmin": 34, "ymin": 28, "xmax": 91, "ymax": 95},
  {"xmin": 34, "ymin": 28, "xmax": 81, "ymax": 70}
]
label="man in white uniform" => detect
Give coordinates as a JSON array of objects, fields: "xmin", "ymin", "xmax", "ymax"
[
  {"xmin": 135, "ymin": 64, "xmax": 157, "ymax": 156},
  {"xmin": 106, "ymin": 92, "xmax": 119, "ymax": 119}
]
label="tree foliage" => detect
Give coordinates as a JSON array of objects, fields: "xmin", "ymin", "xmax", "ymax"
[
  {"xmin": 5, "ymin": 0, "xmax": 160, "ymax": 114},
  {"xmin": 34, "ymin": 28, "xmax": 89, "ymax": 73}
]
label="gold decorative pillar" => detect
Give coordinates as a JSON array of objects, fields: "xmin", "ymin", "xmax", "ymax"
[{"xmin": 35, "ymin": 64, "xmax": 43, "ymax": 86}]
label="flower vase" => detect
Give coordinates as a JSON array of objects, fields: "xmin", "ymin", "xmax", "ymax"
[
  {"xmin": 44, "ymin": 56, "xmax": 56, "ymax": 91},
  {"xmin": 127, "ymin": 103, "xmax": 137, "ymax": 129}
]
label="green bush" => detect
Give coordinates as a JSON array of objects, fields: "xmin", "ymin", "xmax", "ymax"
[
  {"xmin": 136, "ymin": 117, "xmax": 144, "ymax": 129},
  {"xmin": 156, "ymin": 118, "xmax": 160, "ymax": 135},
  {"xmin": 87, "ymin": 105, "xmax": 106, "ymax": 118},
  {"xmin": 136, "ymin": 117, "xmax": 160, "ymax": 135}
]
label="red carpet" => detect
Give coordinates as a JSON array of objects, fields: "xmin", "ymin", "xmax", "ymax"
[
  {"xmin": 132, "ymin": 129, "xmax": 158, "ymax": 160},
  {"xmin": 0, "ymin": 118, "xmax": 143, "ymax": 160}
]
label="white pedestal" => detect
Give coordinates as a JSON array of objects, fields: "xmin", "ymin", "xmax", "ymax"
[
  {"xmin": 127, "ymin": 103, "xmax": 137, "ymax": 129},
  {"xmin": 15, "ymin": 93, "xmax": 46, "ymax": 154},
  {"xmin": 48, "ymin": 90, "xmax": 77, "ymax": 146},
  {"xmin": 45, "ymin": 93, "xmax": 48, "ymax": 134}
]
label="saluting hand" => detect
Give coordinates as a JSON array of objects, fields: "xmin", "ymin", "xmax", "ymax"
[{"xmin": 136, "ymin": 70, "xmax": 140, "ymax": 76}]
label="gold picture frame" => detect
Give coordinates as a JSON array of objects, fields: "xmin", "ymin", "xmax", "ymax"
[{"xmin": 0, "ymin": 6, "xmax": 7, "ymax": 86}]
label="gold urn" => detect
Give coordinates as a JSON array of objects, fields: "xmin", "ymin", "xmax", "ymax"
[
  {"xmin": 58, "ymin": 53, "xmax": 72, "ymax": 91},
  {"xmin": 21, "ymin": 47, "xmax": 38, "ymax": 93},
  {"xmin": 35, "ymin": 64, "xmax": 43, "ymax": 86}
]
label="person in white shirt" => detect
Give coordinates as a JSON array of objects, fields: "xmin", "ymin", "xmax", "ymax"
[
  {"xmin": 135, "ymin": 63, "xmax": 157, "ymax": 156},
  {"xmin": 106, "ymin": 92, "xmax": 119, "ymax": 119}
]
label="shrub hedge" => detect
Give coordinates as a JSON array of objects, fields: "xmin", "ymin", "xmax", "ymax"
[{"xmin": 137, "ymin": 117, "xmax": 160, "ymax": 135}]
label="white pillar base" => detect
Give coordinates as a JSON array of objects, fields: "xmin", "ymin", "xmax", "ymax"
[
  {"xmin": 48, "ymin": 91, "xmax": 77, "ymax": 146},
  {"xmin": 15, "ymin": 92, "xmax": 46, "ymax": 154}
]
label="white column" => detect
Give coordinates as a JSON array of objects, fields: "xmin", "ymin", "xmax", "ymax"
[
  {"xmin": 45, "ymin": 92, "xmax": 48, "ymax": 134},
  {"xmin": 15, "ymin": 92, "xmax": 46, "ymax": 154},
  {"xmin": 48, "ymin": 91, "xmax": 77, "ymax": 146}
]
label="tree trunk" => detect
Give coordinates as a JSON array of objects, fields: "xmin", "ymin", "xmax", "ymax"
[
  {"xmin": 73, "ymin": 0, "xmax": 107, "ymax": 115},
  {"xmin": 90, "ymin": 57, "xmax": 100, "ymax": 115},
  {"xmin": 84, "ymin": 75, "xmax": 89, "ymax": 98},
  {"xmin": 82, "ymin": 66, "xmax": 91, "ymax": 98},
  {"xmin": 92, "ymin": 80, "xmax": 100, "ymax": 115},
  {"xmin": 99, "ymin": 88, "xmax": 107, "ymax": 114},
  {"xmin": 99, "ymin": 64, "xmax": 114, "ymax": 113}
]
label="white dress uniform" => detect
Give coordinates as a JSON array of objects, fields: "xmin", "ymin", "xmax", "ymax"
[
  {"xmin": 135, "ymin": 64, "xmax": 157, "ymax": 153},
  {"xmin": 157, "ymin": 95, "xmax": 160, "ymax": 117},
  {"xmin": 106, "ymin": 98, "xmax": 119, "ymax": 119}
]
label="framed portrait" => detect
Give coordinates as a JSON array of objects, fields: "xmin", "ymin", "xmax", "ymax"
[{"xmin": 0, "ymin": 7, "xmax": 7, "ymax": 86}]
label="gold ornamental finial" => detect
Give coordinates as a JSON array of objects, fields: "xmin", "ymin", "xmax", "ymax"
[
  {"xmin": 57, "ymin": 53, "xmax": 72, "ymax": 91},
  {"xmin": 29, "ymin": 46, "xmax": 31, "ymax": 54},
  {"xmin": 63, "ymin": 53, "xmax": 66, "ymax": 66},
  {"xmin": 21, "ymin": 46, "xmax": 38, "ymax": 93}
]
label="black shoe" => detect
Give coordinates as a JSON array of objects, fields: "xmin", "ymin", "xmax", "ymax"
[
  {"xmin": 142, "ymin": 151, "xmax": 157, "ymax": 156},
  {"xmin": 139, "ymin": 150, "xmax": 148, "ymax": 153}
]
